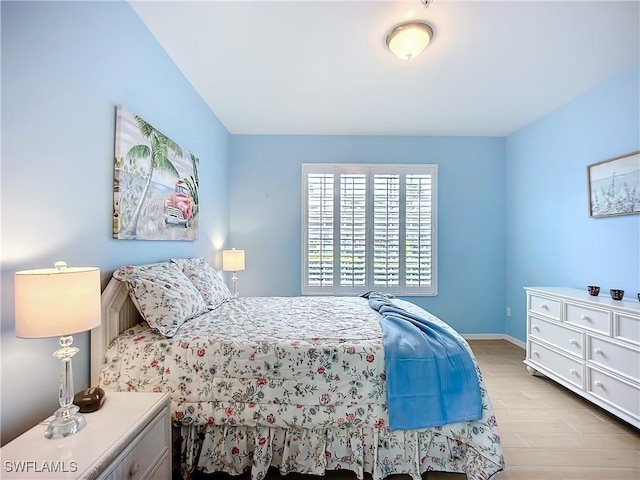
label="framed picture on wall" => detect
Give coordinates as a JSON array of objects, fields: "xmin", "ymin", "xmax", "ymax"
[
  {"xmin": 587, "ymin": 150, "xmax": 640, "ymax": 218},
  {"xmin": 113, "ymin": 106, "xmax": 200, "ymax": 240}
]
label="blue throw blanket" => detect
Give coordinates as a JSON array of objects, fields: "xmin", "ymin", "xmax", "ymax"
[{"xmin": 363, "ymin": 292, "xmax": 482, "ymax": 430}]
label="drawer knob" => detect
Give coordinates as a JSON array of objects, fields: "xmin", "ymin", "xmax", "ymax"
[
  {"xmin": 569, "ymin": 368, "xmax": 578, "ymax": 376},
  {"xmin": 594, "ymin": 348, "xmax": 603, "ymax": 355},
  {"xmin": 532, "ymin": 325, "xmax": 540, "ymax": 331},
  {"xmin": 129, "ymin": 461, "xmax": 140, "ymax": 478},
  {"xmin": 580, "ymin": 314, "xmax": 591, "ymax": 321},
  {"xmin": 569, "ymin": 339, "xmax": 579, "ymax": 346},
  {"xmin": 594, "ymin": 380, "xmax": 603, "ymax": 388},
  {"xmin": 540, "ymin": 303, "xmax": 548, "ymax": 310},
  {"xmin": 532, "ymin": 350, "xmax": 539, "ymax": 357}
]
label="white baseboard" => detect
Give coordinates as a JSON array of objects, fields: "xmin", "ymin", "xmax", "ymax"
[{"xmin": 462, "ymin": 333, "xmax": 525, "ymax": 349}]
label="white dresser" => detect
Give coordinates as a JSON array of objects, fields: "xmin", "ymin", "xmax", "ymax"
[
  {"xmin": 524, "ymin": 287, "xmax": 640, "ymax": 429},
  {"xmin": 0, "ymin": 392, "xmax": 171, "ymax": 479}
]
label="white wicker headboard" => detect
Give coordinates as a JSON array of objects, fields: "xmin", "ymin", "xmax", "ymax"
[{"xmin": 90, "ymin": 276, "xmax": 142, "ymax": 385}]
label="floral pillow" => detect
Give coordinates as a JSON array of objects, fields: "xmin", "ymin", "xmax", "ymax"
[
  {"xmin": 170, "ymin": 257, "xmax": 232, "ymax": 309},
  {"xmin": 113, "ymin": 262, "xmax": 208, "ymax": 337}
]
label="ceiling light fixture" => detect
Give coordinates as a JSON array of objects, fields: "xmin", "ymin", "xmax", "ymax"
[{"xmin": 386, "ymin": 21, "xmax": 433, "ymax": 60}]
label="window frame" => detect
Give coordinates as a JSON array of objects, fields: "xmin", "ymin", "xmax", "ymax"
[{"xmin": 301, "ymin": 163, "xmax": 438, "ymax": 296}]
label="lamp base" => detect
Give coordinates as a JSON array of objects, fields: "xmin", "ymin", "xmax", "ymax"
[
  {"xmin": 44, "ymin": 404, "xmax": 86, "ymax": 439},
  {"xmin": 231, "ymin": 272, "xmax": 239, "ymax": 298}
]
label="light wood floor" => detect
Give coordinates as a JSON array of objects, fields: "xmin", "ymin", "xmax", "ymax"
[
  {"xmin": 198, "ymin": 340, "xmax": 639, "ymax": 480},
  {"xmin": 468, "ymin": 339, "xmax": 639, "ymax": 479}
]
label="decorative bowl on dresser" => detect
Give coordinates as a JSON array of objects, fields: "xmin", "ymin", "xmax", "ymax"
[
  {"xmin": 524, "ymin": 287, "xmax": 640, "ymax": 429},
  {"xmin": 610, "ymin": 289, "xmax": 624, "ymax": 301}
]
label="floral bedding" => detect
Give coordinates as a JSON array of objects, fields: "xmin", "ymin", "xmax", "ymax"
[{"xmin": 98, "ymin": 295, "xmax": 504, "ymax": 480}]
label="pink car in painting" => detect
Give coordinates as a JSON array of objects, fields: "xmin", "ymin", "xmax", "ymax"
[{"xmin": 162, "ymin": 179, "xmax": 193, "ymax": 228}]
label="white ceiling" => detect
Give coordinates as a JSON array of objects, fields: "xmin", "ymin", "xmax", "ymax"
[{"xmin": 130, "ymin": 1, "xmax": 639, "ymax": 137}]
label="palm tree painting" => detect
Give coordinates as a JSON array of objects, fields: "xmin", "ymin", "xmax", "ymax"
[{"xmin": 113, "ymin": 106, "xmax": 200, "ymax": 240}]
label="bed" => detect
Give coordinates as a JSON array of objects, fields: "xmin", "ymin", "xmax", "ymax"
[{"xmin": 91, "ymin": 259, "xmax": 504, "ymax": 480}]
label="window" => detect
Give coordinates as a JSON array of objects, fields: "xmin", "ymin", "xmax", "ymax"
[{"xmin": 302, "ymin": 163, "xmax": 437, "ymax": 296}]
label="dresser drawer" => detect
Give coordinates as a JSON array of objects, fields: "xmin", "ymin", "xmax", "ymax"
[
  {"xmin": 528, "ymin": 340, "xmax": 584, "ymax": 389},
  {"xmin": 529, "ymin": 294, "xmax": 561, "ymax": 320},
  {"xmin": 615, "ymin": 312, "xmax": 640, "ymax": 346},
  {"xmin": 565, "ymin": 302, "xmax": 611, "ymax": 336},
  {"xmin": 529, "ymin": 315, "xmax": 584, "ymax": 359},
  {"xmin": 587, "ymin": 367, "xmax": 640, "ymax": 420},
  {"xmin": 147, "ymin": 452, "xmax": 171, "ymax": 479},
  {"xmin": 101, "ymin": 407, "xmax": 170, "ymax": 480},
  {"xmin": 588, "ymin": 336, "xmax": 640, "ymax": 382}
]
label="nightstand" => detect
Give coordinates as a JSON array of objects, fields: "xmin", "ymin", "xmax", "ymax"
[{"xmin": 0, "ymin": 392, "xmax": 171, "ymax": 479}]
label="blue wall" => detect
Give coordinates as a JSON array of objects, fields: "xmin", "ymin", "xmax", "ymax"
[
  {"xmin": 1, "ymin": 1, "xmax": 231, "ymax": 444},
  {"xmin": 229, "ymin": 135, "xmax": 506, "ymax": 336},
  {"xmin": 505, "ymin": 64, "xmax": 640, "ymax": 341}
]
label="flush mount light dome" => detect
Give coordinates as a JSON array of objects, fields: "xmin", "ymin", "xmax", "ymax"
[{"xmin": 386, "ymin": 21, "xmax": 433, "ymax": 60}]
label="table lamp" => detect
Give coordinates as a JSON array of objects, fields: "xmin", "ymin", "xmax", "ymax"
[
  {"xmin": 14, "ymin": 261, "xmax": 101, "ymax": 439},
  {"xmin": 222, "ymin": 248, "xmax": 245, "ymax": 297}
]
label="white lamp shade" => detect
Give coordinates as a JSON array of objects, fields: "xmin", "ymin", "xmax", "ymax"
[
  {"xmin": 222, "ymin": 249, "xmax": 245, "ymax": 272},
  {"xmin": 15, "ymin": 266, "xmax": 101, "ymax": 338},
  {"xmin": 386, "ymin": 21, "xmax": 433, "ymax": 60}
]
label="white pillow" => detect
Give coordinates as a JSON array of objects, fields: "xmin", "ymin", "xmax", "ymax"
[
  {"xmin": 113, "ymin": 262, "xmax": 208, "ymax": 337},
  {"xmin": 170, "ymin": 257, "xmax": 232, "ymax": 309}
]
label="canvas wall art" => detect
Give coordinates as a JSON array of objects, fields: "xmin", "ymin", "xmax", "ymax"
[
  {"xmin": 113, "ymin": 106, "xmax": 200, "ymax": 240},
  {"xmin": 587, "ymin": 151, "xmax": 640, "ymax": 218}
]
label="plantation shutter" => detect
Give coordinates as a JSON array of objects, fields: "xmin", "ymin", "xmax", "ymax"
[
  {"xmin": 405, "ymin": 174, "xmax": 433, "ymax": 288},
  {"xmin": 306, "ymin": 173, "xmax": 334, "ymax": 287},
  {"xmin": 340, "ymin": 174, "xmax": 367, "ymax": 287},
  {"xmin": 302, "ymin": 164, "xmax": 437, "ymax": 296},
  {"xmin": 373, "ymin": 174, "xmax": 400, "ymax": 287}
]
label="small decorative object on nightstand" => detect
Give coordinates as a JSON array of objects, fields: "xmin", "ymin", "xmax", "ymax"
[
  {"xmin": 74, "ymin": 386, "xmax": 106, "ymax": 413},
  {"xmin": 587, "ymin": 285, "xmax": 600, "ymax": 296}
]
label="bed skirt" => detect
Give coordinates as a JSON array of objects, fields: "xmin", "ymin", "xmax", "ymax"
[{"xmin": 179, "ymin": 423, "xmax": 504, "ymax": 480}]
